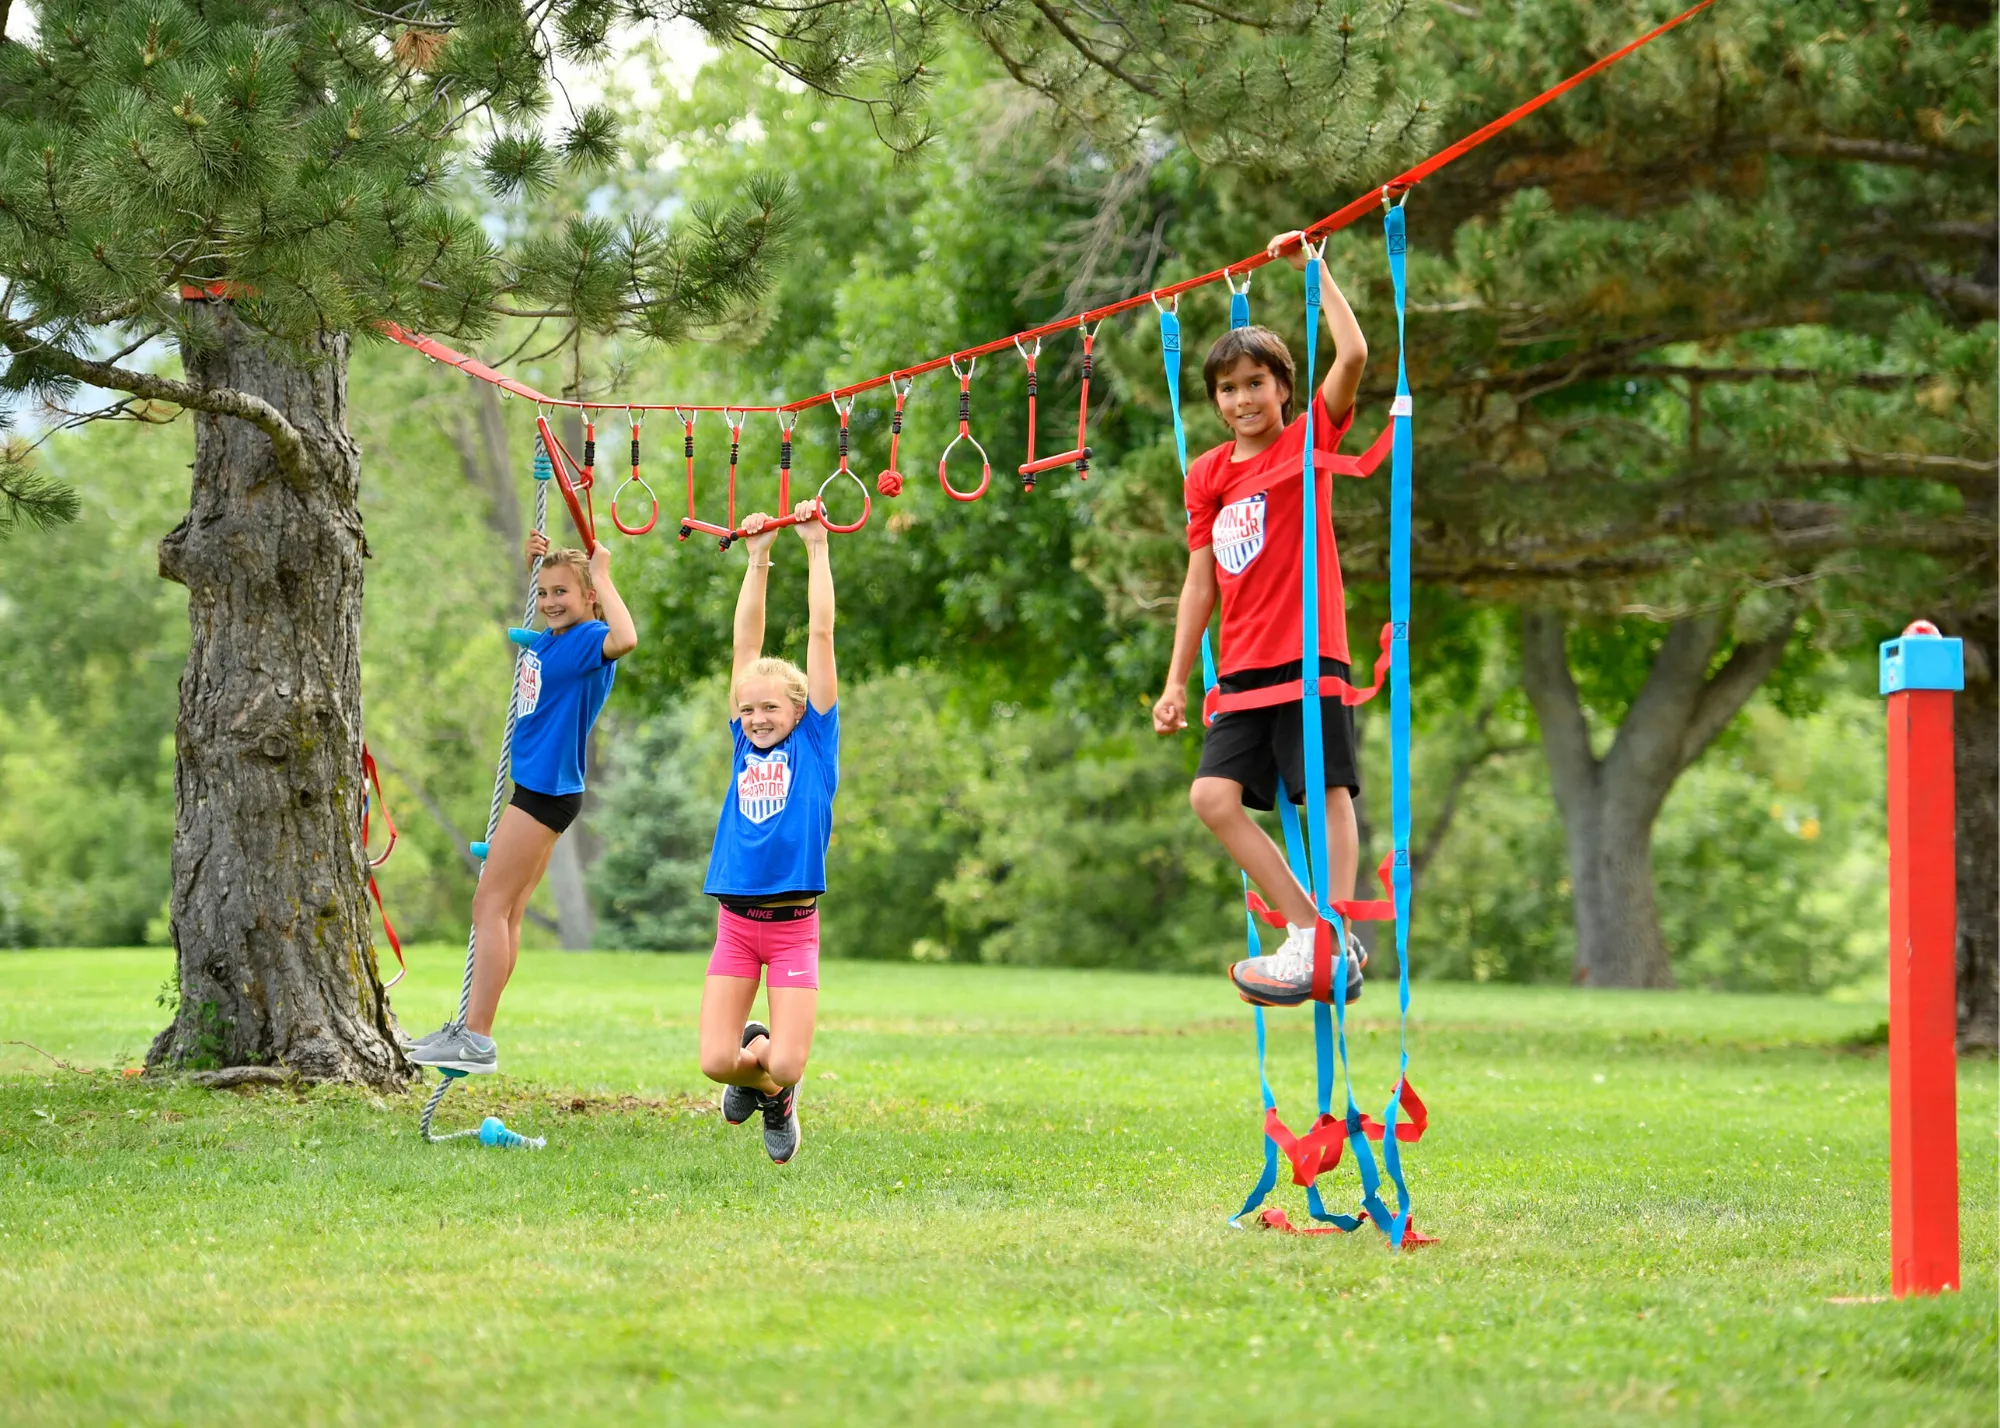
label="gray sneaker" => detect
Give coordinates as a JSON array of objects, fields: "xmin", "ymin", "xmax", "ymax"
[
  {"xmin": 408, "ymin": 1025, "xmax": 498, "ymax": 1075},
  {"xmin": 721, "ymin": 1022, "xmax": 769, "ymax": 1126},
  {"xmin": 760, "ymin": 1083, "xmax": 801, "ymax": 1164},
  {"xmin": 401, "ymin": 1022, "xmax": 454, "ymax": 1051}
]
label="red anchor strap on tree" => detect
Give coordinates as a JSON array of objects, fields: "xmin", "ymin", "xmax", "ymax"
[
  {"xmin": 877, "ymin": 377, "xmax": 910, "ymax": 497},
  {"xmin": 938, "ymin": 356, "xmax": 992, "ymax": 502},
  {"xmin": 359, "ymin": 745, "xmax": 406, "ymax": 989},
  {"xmin": 610, "ymin": 410, "xmax": 659, "ymax": 536},
  {"xmin": 1019, "ymin": 322, "xmax": 1098, "ymax": 485},
  {"xmin": 1204, "ymin": 621, "xmax": 1394, "ymax": 726}
]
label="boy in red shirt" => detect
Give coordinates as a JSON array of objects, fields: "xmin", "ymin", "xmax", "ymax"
[{"xmin": 1152, "ymin": 230, "xmax": 1369, "ymax": 1007}]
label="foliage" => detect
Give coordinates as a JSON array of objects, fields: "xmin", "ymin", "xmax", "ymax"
[
  {"xmin": 4, "ymin": 950, "xmax": 1996, "ymax": 1424},
  {"xmin": 0, "ymin": 419, "xmax": 186, "ymax": 946}
]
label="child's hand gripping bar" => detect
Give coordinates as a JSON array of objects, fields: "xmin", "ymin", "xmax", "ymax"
[{"xmin": 1018, "ymin": 322, "xmax": 1098, "ymax": 485}]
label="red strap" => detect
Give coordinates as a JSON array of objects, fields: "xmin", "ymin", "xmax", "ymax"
[
  {"xmin": 1203, "ymin": 622, "xmax": 1394, "ymax": 725},
  {"xmin": 1243, "ymin": 891, "xmax": 1288, "ymax": 929},
  {"xmin": 1359, "ymin": 1079, "xmax": 1429, "ymax": 1144},
  {"xmin": 359, "ymin": 745, "xmax": 406, "ymax": 990},
  {"xmin": 1331, "ymin": 851, "xmax": 1397, "ymax": 923},
  {"xmin": 1265, "ymin": 1107, "xmax": 1347, "ymax": 1186},
  {"xmin": 1256, "ymin": 1206, "xmax": 1357, "ymax": 1237},
  {"xmin": 1318, "ymin": 421, "xmax": 1394, "ymax": 479},
  {"xmin": 1310, "ymin": 918, "xmax": 1336, "ymax": 1004}
]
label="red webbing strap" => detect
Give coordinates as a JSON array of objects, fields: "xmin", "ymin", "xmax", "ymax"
[
  {"xmin": 1258, "ymin": 1206, "xmax": 1438, "ymax": 1244},
  {"xmin": 534, "ymin": 415, "xmax": 597, "ymax": 547},
  {"xmin": 359, "ymin": 746, "xmax": 406, "ymax": 989},
  {"xmin": 1332, "ymin": 851, "xmax": 1398, "ymax": 923},
  {"xmin": 1321, "ymin": 422, "xmax": 1395, "ymax": 479},
  {"xmin": 1360, "ymin": 1079, "xmax": 1430, "ymax": 1144},
  {"xmin": 1203, "ymin": 622, "xmax": 1394, "ymax": 725},
  {"xmin": 1265, "ymin": 1107, "xmax": 1348, "ymax": 1187}
]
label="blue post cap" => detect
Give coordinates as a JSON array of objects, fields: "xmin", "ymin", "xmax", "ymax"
[
  {"xmin": 532, "ymin": 442, "xmax": 553, "ymax": 482},
  {"xmin": 1880, "ymin": 620, "xmax": 1964, "ymax": 695},
  {"xmin": 470, "ymin": 841, "xmax": 489, "ymax": 861},
  {"xmin": 507, "ymin": 626, "xmax": 539, "ymax": 649}
]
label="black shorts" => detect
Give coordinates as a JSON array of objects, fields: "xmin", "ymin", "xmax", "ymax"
[
  {"xmin": 510, "ymin": 784, "xmax": 583, "ymax": 834},
  {"xmin": 1195, "ymin": 658, "xmax": 1362, "ymax": 812}
]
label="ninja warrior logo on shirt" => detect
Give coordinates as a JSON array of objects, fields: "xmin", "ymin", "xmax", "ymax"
[
  {"xmin": 1212, "ymin": 492, "xmax": 1267, "ymax": 575},
  {"xmin": 737, "ymin": 750, "xmax": 792, "ymax": 824},
  {"xmin": 515, "ymin": 651, "xmax": 542, "ymax": 717}
]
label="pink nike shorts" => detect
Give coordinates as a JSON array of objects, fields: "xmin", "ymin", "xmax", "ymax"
[{"xmin": 707, "ymin": 906, "xmax": 821, "ymax": 989}]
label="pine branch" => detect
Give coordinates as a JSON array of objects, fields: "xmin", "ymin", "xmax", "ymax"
[
  {"xmin": 0, "ymin": 462, "xmax": 80, "ymax": 534},
  {"xmin": 0, "ymin": 317, "xmax": 309, "ymax": 485}
]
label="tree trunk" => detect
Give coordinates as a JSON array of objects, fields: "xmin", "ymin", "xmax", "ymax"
[
  {"xmin": 1944, "ymin": 598, "xmax": 1998, "ymax": 1053},
  {"xmin": 151, "ymin": 310, "xmax": 406, "ymax": 1088},
  {"xmin": 1520, "ymin": 606, "xmax": 1797, "ymax": 989}
]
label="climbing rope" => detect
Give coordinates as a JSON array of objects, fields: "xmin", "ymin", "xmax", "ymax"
[{"xmin": 417, "ymin": 441, "xmax": 553, "ymax": 1150}]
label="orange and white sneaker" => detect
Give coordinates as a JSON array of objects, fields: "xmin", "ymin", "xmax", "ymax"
[{"xmin": 1230, "ymin": 925, "xmax": 1366, "ymax": 1007}]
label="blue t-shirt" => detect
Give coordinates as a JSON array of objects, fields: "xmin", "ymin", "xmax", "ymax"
[
  {"xmin": 703, "ymin": 703, "xmax": 840, "ymax": 898},
  {"xmin": 509, "ymin": 620, "xmax": 616, "ymax": 796}
]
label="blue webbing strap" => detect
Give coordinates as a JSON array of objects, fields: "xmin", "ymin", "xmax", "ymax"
[
  {"xmin": 1378, "ymin": 198, "xmax": 1418, "ymax": 1248},
  {"xmin": 1230, "ymin": 282, "xmax": 1251, "ymax": 331},
  {"xmin": 1228, "ymin": 1005, "xmax": 1281, "ymax": 1225},
  {"xmin": 1162, "ymin": 304, "xmax": 1256, "ymax": 961}
]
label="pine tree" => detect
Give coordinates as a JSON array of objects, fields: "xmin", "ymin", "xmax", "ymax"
[{"xmin": 0, "ymin": 0, "xmax": 918, "ymax": 1082}]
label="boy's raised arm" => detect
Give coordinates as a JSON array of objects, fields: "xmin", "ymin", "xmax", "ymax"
[{"xmin": 1265, "ymin": 231, "xmax": 1368, "ymax": 419}]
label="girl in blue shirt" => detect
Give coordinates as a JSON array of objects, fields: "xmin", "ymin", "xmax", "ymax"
[
  {"xmin": 411, "ymin": 538, "xmax": 637, "ymax": 1076},
  {"xmin": 699, "ymin": 498, "xmax": 839, "ymax": 1164}
]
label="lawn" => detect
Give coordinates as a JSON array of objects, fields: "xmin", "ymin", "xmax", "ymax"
[{"xmin": 1, "ymin": 948, "xmax": 1993, "ymax": 1426}]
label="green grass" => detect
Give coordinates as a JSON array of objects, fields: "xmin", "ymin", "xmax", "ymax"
[{"xmin": 1, "ymin": 949, "xmax": 1993, "ymax": 1426}]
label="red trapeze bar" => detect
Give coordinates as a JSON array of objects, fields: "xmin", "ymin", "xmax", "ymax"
[{"xmin": 380, "ymin": 0, "xmax": 1719, "ymax": 425}]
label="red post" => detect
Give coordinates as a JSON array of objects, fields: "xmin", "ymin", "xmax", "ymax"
[{"xmin": 1881, "ymin": 619, "xmax": 1962, "ymax": 1298}]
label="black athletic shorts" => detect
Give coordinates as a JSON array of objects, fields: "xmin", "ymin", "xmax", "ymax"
[
  {"xmin": 1194, "ymin": 657, "xmax": 1362, "ymax": 812},
  {"xmin": 510, "ymin": 783, "xmax": 584, "ymax": 834}
]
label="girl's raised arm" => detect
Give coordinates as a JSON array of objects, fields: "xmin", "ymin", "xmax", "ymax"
[
  {"xmin": 732, "ymin": 514, "xmax": 780, "ymax": 683},
  {"xmin": 792, "ymin": 499, "xmax": 837, "ymax": 713}
]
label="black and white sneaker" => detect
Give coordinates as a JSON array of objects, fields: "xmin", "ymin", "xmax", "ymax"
[
  {"xmin": 760, "ymin": 1084, "xmax": 801, "ymax": 1164},
  {"xmin": 721, "ymin": 1022, "xmax": 769, "ymax": 1126}
]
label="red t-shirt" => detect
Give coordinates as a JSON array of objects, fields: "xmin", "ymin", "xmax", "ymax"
[{"xmin": 1186, "ymin": 392, "xmax": 1354, "ymax": 675}]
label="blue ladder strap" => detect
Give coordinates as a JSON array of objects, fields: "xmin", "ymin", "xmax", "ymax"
[
  {"xmin": 1230, "ymin": 283, "xmax": 1251, "ymax": 330},
  {"xmin": 1377, "ymin": 199, "xmax": 1418, "ymax": 1249},
  {"xmin": 1164, "ymin": 305, "xmax": 1247, "ymax": 962},
  {"xmin": 1228, "ymin": 1005, "xmax": 1282, "ymax": 1226}
]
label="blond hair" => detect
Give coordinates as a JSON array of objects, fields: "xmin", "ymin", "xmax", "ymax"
[
  {"xmin": 735, "ymin": 655, "xmax": 808, "ymax": 709},
  {"xmin": 539, "ymin": 547, "xmax": 603, "ymax": 620}
]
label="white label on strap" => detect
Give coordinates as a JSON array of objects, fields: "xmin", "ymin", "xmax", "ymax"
[{"xmin": 1391, "ymin": 394, "xmax": 1413, "ymax": 417}]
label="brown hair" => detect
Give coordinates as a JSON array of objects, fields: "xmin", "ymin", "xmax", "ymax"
[
  {"xmin": 538, "ymin": 547, "xmax": 603, "ymax": 621},
  {"xmin": 1203, "ymin": 325, "xmax": 1298, "ymax": 423},
  {"xmin": 735, "ymin": 656, "xmax": 809, "ymax": 710}
]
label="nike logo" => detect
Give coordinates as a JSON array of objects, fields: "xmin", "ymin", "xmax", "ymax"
[{"xmin": 786, "ymin": 968, "xmax": 811, "ymax": 976}]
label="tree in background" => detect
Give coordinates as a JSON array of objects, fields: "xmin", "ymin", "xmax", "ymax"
[{"xmin": 1040, "ymin": 1, "xmax": 1994, "ymax": 1020}]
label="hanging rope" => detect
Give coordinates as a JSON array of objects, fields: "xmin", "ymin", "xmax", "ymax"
[{"xmin": 418, "ymin": 442, "xmax": 552, "ymax": 1150}]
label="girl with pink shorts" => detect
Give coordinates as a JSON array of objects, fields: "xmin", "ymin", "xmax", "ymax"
[{"xmin": 696, "ymin": 499, "xmax": 840, "ymax": 1165}]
